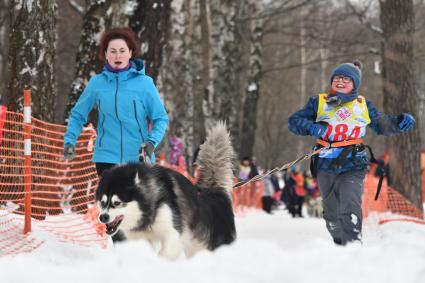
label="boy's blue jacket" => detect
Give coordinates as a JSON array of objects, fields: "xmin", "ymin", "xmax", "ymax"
[
  {"xmin": 64, "ymin": 59, "xmax": 169, "ymax": 164},
  {"xmin": 288, "ymin": 95, "xmax": 402, "ymax": 173}
]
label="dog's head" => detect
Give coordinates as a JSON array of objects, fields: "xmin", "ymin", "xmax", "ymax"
[{"xmin": 95, "ymin": 163, "xmax": 151, "ymax": 236}]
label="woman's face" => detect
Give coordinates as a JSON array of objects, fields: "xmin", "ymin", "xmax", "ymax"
[
  {"xmin": 105, "ymin": 39, "xmax": 132, "ymax": 69},
  {"xmin": 331, "ymin": 75, "xmax": 354, "ymax": 94}
]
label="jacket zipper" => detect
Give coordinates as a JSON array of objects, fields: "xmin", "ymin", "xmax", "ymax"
[
  {"xmin": 114, "ymin": 76, "xmax": 123, "ymax": 163},
  {"xmin": 133, "ymin": 100, "xmax": 145, "ymax": 141}
]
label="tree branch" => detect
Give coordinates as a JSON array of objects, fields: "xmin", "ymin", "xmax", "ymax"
[
  {"xmin": 67, "ymin": 0, "xmax": 85, "ymax": 15},
  {"xmin": 345, "ymin": 0, "xmax": 383, "ymax": 35},
  {"xmin": 262, "ymin": 51, "xmax": 371, "ymax": 75}
]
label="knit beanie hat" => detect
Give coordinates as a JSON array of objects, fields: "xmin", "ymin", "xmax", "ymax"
[{"xmin": 330, "ymin": 60, "xmax": 362, "ymax": 94}]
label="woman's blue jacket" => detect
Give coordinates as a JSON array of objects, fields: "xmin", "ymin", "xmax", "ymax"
[{"xmin": 64, "ymin": 59, "xmax": 169, "ymax": 164}]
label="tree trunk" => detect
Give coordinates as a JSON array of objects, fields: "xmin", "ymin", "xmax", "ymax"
[
  {"xmin": 207, "ymin": 0, "xmax": 240, "ymax": 142},
  {"xmin": 239, "ymin": 1, "xmax": 263, "ymax": 159},
  {"xmin": 192, "ymin": 0, "xmax": 208, "ymax": 147},
  {"xmin": 379, "ymin": 0, "xmax": 423, "ymax": 209},
  {"xmin": 7, "ymin": 0, "xmax": 57, "ymax": 122},
  {"xmin": 297, "ymin": 7, "xmax": 307, "ymax": 157},
  {"xmin": 0, "ymin": 0, "xmax": 10, "ymax": 103},
  {"xmin": 109, "ymin": 0, "xmax": 130, "ymax": 27},
  {"xmin": 129, "ymin": 0, "xmax": 171, "ymax": 82},
  {"xmin": 65, "ymin": 0, "xmax": 112, "ymax": 119},
  {"xmin": 159, "ymin": 0, "xmax": 194, "ymax": 165}
]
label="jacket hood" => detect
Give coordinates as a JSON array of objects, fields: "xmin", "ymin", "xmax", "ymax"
[
  {"xmin": 131, "ymin": 58, "xmax": 146, "ymax": 75},
  {"xmin": 102, "ymin": 58, "xmax": 146, "ymax": 80}
]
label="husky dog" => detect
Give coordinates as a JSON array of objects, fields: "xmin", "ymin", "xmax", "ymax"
[{"xmin": 96, "ymin": 122, "xmax": 236, "ymax": 259}]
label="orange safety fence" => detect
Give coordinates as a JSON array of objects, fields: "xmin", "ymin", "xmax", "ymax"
[
  {"xmin": 362, "ymin": 154, "xmax": 425, "ymax": 223},
  {"xmin": 0, "ymin": 108, "xmax": 108, "ymax": 256},
  {"xmin": 158, "ymin": 155, "xmax": 265, "ymax": 215},
  {"xmin": 0, "ymin": 94, "xmax": 423, "ymax": 256},
  {"xmin": 0, "ymin": 102, "xmax": 261, "ymax": 257},
  {"xmin": 232, "ymin": 181, "xmax": 264, "ymax": 216}
]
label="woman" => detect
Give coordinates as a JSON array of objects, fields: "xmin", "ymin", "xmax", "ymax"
[
  {"xmin": 64, "ymin": 27, "xmax": 169, "ymax": 176},
  {"xmin": 288, "ymin": 60, "xmax": 415, "ymax": 245}
]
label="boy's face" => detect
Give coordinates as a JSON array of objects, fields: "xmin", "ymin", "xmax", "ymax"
[{"xmin": 331, "ymin": 75, "xmax": 354, "ymax": 95}]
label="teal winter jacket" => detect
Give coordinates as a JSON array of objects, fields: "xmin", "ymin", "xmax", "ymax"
[{"xmin": 64, "ymin": 59, "xmax": 169, "ymax": 164}]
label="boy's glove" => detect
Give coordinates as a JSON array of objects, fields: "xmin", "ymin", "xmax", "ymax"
[
  {"xmin": 398, "ymin": 113, "xmax": 415, "ymax": 132},
  {"xmin": 64, "ymin": 143, "xmax": 76, "ymax": 160},
  {"xmin": 309, "ymin": 123, "xmax": 327, "ymax": 138},
  {"xmin": 139, "ymin": 142, "xmax": 154, "ymax": 164}
]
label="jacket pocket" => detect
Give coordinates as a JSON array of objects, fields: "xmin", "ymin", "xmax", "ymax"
[
  {"xmin": 133, "ymin": 100, "xmax": 145, "ymax": 141},
  {"xmin": 98, "ymin": 100, "xmax": 106, "ymax": 147}
]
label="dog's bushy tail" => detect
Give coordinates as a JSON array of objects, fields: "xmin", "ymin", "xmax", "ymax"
[{"xmin": 196, "ymin": 122, "xmax": 235, "ymax": 193}]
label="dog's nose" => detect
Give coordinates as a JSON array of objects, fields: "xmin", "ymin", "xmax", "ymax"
[{"xmin": 99, "ymin": 213, "xmax": 110, "ymax": 223}]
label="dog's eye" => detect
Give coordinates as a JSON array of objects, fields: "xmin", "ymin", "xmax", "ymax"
[
  {"xmin": 112, "ymin": 201, "xmax": 122, "ymax": 207},
  {"xmin": 100, "ymin": 200, "xmax": 107, "ymax": 207}
]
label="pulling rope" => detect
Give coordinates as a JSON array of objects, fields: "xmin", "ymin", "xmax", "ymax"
[{"xmin": 233, "ymin": 145, "xmax": 330, "ymax": 189}]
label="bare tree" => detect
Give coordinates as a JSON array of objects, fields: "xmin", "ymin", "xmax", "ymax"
[
  {"xmin": 239, "ymin": 1, "xmax": 264, "ymax": 159},
  {"xmin": 55, "ymin": 0, "xmax": 86, "ymax": 122},
  {"xmin": 379, "ymin": 0, "xmax": 423, "ymax": 209},
  {"xmin": 109, "ymin": 0, "xmax": 132, "ymax": 27},
  {"xmin": 7, "ymin": 0, "xmax": 57, "ymax": 121},
  {"xmin": 159, "ymin": 0, "xmax": 195, "ymax": 164},
  {"xmin": 207, "ymin": 0, "xmax": 240, "ymax": 142},
  {"xmin": 129, "ymin": 0, "xmax": 172, "ymax": 82},
  {"xmin": 256, "ymin": 0, "xmax": 382, "ymax": 169},
  {"xmin": 192, "ymin": 0, "xmax": 208, "ymax": 148},
  {"xmin": 64, "ymin": 0, "xmax": 112, "ymax": 120},
  {"xmin": 0, "ymin": 0, "xmax": 10, "ymax": 104}
]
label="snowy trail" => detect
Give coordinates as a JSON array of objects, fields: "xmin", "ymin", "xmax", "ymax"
[
  {"xmin": 1, "ymin": 209, "xmax": 425, "ymax": 283},
  {"xmin": 237, "ymin": 209, "xmax": 330, "ymax": 250}
]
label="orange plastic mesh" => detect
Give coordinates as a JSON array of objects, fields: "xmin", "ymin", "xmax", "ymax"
[
  {"xmin": 1, "ymin": 106, "xmax": 423, "ymax": 256},
  {"xmin": 0, "ymin": 111, "xmax": 107, "ymax": 256},
  {"xmin": 232, "ymin": 181, "xmax": 264, "ymax": 216},
  {"xmin": 363, "ymin": 172, "xmax": 424, "ymax": 222}
]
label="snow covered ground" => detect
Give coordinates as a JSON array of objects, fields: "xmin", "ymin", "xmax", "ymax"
[{"xmin": 1, "ymin": 208, "xmax": 425, "ymax": 283}]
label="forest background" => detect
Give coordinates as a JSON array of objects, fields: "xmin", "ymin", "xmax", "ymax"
[{"xmin": 0, "ymin": 0, "xmax": 423, "ymax": 209}]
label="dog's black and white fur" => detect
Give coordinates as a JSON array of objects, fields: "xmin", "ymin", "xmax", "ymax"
[{"xmin": 96, "ymin": 122, "xmax": 236, "ymax": 259}]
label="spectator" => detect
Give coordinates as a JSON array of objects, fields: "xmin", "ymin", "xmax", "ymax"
[
  {"xmin": 262, "ymin": 175, "xmax": 275, "ymax": 214},
  {"xmin": 282, "ymin": 168, "xmax": 305, "ymax": 217},
  {"xmin": 169, "ymin": 136, "xmax": 184, "ymax": 166},
  {"xmin": 249, "ymin": 156, "xmax": 259, "ymax": 179},
  {"xmin": 238, "ymin": 157, "xmax": 251, "ymax": 181}
]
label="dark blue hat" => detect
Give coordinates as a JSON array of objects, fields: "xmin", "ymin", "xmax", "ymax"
[{"xmin": 330, "ymin": 60, "xmax": 362, "ymax": 94}]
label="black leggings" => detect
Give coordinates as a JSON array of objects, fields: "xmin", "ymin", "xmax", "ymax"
[{"xmin": 95, "ymin": 163, "xmax": 116, "ymax": 176}]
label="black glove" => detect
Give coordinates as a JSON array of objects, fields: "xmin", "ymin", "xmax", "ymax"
[
  {"xmin": 64, "ymin": 143, "xmax": 76, "ymax": 160},
  {"xmin": 139, "ymin": 141, "xmax": 154, "ymax": 163}
]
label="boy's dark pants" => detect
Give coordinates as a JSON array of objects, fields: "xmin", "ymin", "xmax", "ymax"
[{"xmin": 317, "ymin": 170, "xmax": 366, "ymax": 245}]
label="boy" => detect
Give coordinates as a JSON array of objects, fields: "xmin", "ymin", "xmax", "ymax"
[{"xmin": 288, "ymin": 61, "xmax": 415, "ymax": 245}]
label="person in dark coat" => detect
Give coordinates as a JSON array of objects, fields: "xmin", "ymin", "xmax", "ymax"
[{"xmin": 288, "ymin": 60, "xmax": 415, "ymax": 245}]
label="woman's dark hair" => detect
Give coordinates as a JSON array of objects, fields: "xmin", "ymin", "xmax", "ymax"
[{"xmin": 98, "ymin": 27, "xmax": 141, "ymax": 62}]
